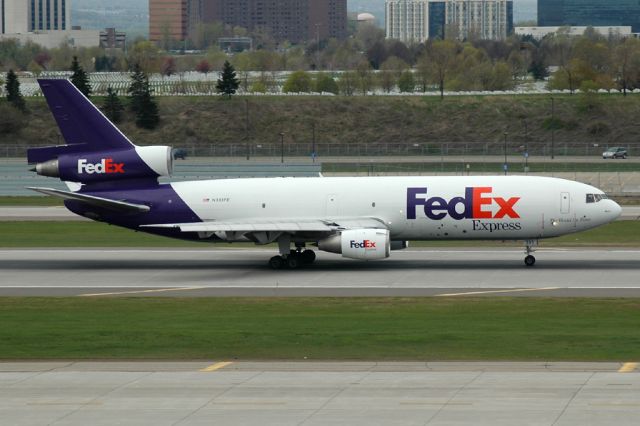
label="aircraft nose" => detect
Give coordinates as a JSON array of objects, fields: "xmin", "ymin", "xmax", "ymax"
[{"xmin": 606, "ymin": 200, "xmax": 622, "ymax": 221}]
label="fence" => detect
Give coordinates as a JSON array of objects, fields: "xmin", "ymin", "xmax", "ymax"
[{"xmin": 3, "ymin": 142, "xmax": 640, "ymax": 159}]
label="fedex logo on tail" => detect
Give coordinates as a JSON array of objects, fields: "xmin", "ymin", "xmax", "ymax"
[
  {"xmin": 350, "ymin": 240, "xmax": 377, "ymax": 249},
  {"xmin": 77, "ymin": 158, "xmax": 125, "ymax": 174},
  {"xmin": 407, "ymin": 187, "xmax": 520, "ymax": 220}
]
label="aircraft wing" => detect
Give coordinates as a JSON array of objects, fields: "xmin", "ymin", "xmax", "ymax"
[{"xmin": 142, "ymin": 217, "xmax": 387, "ymax": 234}]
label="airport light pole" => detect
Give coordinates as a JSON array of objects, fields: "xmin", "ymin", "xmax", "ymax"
[
  {"xmin": 523, "ymin": 119, "xmax": 529, "ymax": 173},
  {"xmin": 550, "ymin": 97, "xmax": 555, "ymax": 160},
  {"xmin": 245, "ymin": 99, "xmax": 250, "ymax": 161},
  {"xmin": 503, "ymin": 132, "xmax": 508, "ymax": 176},
  {"xmin": 311, "ymin": 122, "xmax": 317, "ymax": 163},
  {"xmin": 280, "ymin": 132, "xmax": 285, "ymax": 164}
]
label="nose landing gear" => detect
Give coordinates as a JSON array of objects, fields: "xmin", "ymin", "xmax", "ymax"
[{"xmin": 524, "ymin": 239, "xmax": 537, "ymax": 267}]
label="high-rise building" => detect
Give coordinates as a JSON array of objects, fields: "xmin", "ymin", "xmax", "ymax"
[
  {"xmin": 445, "ymin": 0, "xmax": 513, "ymax": 40},
  {"xmin": 538, "ymin": 0, "xmax": 640, "ymax": 33},
  {"xmin": 1, "ymin": 0, "xmax": 70, "ymax": 34},
  {"xmin": 385, "ymin": 0, "xmax": 430, "ymax": 43},
  {"xmin": 149, "ymin": 0, "xmax": 202, "ymax": 43},
  {"xmin": 202, "ymin": 0, "xmax": 347, "ymax": 44},
  {"xmin": 385, "ymin": 0, "xmax": 512, "ymax": 42}
]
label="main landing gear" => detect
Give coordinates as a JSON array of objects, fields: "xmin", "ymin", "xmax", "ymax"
[
  {"xmin": 268, "ymin": 235, "xmax": 316, "ymax": 270},
  {"xmin": 524, "ymin": 239, "xmax": 537, "ymax": 267}
]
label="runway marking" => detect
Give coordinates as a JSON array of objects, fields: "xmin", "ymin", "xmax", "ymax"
[
  {"xmin": 201, "ymin": 361, "xmax": 233, "ymax": 372},
  {"xmin": 78, "ymin": 287, "xmax": 205, "ymax": 297},
  {"xmin": 435, "ymin": 287, "xmax": 560, "ymax": 297},
  {"xmin": 618, "ymin": 362, "xmax": 638, "ymax": 373}
]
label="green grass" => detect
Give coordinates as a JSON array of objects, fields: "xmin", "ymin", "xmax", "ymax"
[
  {"xmin": 1, "ymin": 221, "xmax": 639, "ymax": 248},
  {"xmin": 0, "ymin": 297, "xmax": 638, "ymax": 360}
]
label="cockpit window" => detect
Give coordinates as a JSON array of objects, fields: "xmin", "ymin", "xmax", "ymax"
[{"xmin": 586, "ymin": 194, "xmax": 608, "ymax": 203}]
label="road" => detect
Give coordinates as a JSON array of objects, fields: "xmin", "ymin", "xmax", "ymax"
[
  {"xmin": 1, "ymin": 249, "xmax": 639, "ymax": 297},
  {"xmin": 0, "ymin": 361, "xmax": 638, "ymax": 426}
]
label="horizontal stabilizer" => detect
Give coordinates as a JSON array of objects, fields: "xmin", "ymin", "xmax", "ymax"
[{"xmin": 28, "ymin": 187, "xmax": 150, "ymax": 213}]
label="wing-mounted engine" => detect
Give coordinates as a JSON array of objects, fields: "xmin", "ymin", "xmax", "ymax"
[{"xmin": 318, "ymin": 229, "xmax": 391, "ymax": 260}]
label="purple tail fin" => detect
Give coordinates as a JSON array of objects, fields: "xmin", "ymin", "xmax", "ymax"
[{"xmin": 27, "ymin": 79, "xmax": 134, "ymax": 164}]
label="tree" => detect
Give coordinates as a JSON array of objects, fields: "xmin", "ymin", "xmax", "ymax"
[
  {"xmin": 128, "ymin": 64, "xmax": 160, "ymax": 129},
  {"xmin": 283, "ymin": 70, "xmax": 312, "ymax": 93},
  {"xmin": 397, "ymin": 70, "xmax": 415, "ymax": 93},
  {"xmin": 102, "ymin": 87, "xmax": 124, "ymax": 123},
  {"xmin": 314, "ymin": 73, "xmax": 339, "ymax": 94},
  {"xmin": 5, "ymin": 69, "xmax": 26, "ymax": 112},
  {"xmin": 614, "ymin": 38, "xmax": 640, "ymax": 96},
  {"xmin": 70, "ymin": 56, "xmax": 92, "ymax": 97},
  {"xmin": 216, "ymin": 60, "xmax": 240, "ymax": 98},
  {"xmin": 160, "ymin": 57, "xmax": 177, "ymax": 77},
  {"xmin": 425, "ymin": 40, "xmax": 458, "ymax": 99},
  {"xmin": 196, "ymin": 59, "xmax": 212, "ymax": 74}
]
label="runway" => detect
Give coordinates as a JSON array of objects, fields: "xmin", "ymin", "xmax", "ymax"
[
  {"xmin": 0, "ymin": 361, "xmax": 638, "ymax": 425},
  {"xmin": 1, "ymin": 248, "xmax": 640, "ymax": 297}
]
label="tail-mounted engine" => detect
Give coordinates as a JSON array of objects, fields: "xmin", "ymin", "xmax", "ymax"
[{"xmin": 31, "ymin": 146, "xmax": 173, "ymax": 184}]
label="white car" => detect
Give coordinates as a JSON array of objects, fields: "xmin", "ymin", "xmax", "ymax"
[{"xmin": 602, "ymin": 147, "xmax": 628, "ymax": 159}]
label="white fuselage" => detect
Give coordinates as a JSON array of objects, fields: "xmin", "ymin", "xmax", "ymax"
[{"xmin": 170, "ymin": 176, "xmax": 621, "ymax": 241}]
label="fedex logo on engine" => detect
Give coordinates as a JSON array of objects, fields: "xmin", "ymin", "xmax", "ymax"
[
  {"xmin": 407, "ymin": 187, "xmax": 520, "ymax": 220},
  {"xmin": 77, "ymin": 158, "xmax": 125, "ymax": 174},
  {"xmin": 350, "ymin": 240, "xmax": 377, "ymax": 249}
]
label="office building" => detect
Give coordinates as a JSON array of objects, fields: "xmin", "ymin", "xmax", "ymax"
[
  {"xmin": 445, "ymin": 0, "xmax": 513, "ymax": 40},
  {"xmin": 1, "ymin": 0, "xmax": 71, "ymax": 34},
  {"xmin": 150, "ymin": 0, "xmax": 202, "ymax": 43},
  {"xmin": 202, "ymin": 0, "xmax": 347, "ymax": 44},
  {"xmin": 385, "ymin": 0, "xmax": 430, "ymax": 43},
  {"xmin": 538, "ymin": 0, "xmax": 640, "ymax": 33},
  {"xmin": 385, "ymin": 0, "xmax": 512, "ymax": 42}
]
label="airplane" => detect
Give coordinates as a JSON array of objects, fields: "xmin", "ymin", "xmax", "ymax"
[{"xmin": 28, "ymin": 79, "xmax": 622, "ymax": 269}]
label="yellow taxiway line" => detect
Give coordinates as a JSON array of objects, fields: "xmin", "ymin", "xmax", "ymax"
[
  {"xmin": 79, "ymin": 287, "xmax": 205, "ymax": 297},
  {"xmin": 435, "ymin": 287, "xmax": 560, "ymax": 297},
  {"xmin": 618, "ymin": 362, "xmax": 638, "ymax": 373},
  {"xmin": 200, "ymin": 361, "xmax": 234, "ymax": 372}
]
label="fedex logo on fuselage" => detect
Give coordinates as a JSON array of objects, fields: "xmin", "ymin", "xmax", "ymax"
[
  {"xmin": 77, "ymin": 158, "xmax": 125, "ymax": 174},
  {"xmin": 350, "ymin": 240, "xmax": 377, "ymax": 249},
  {"xmin": 407, "ymin": 187, "xmax": 520, "ymax": 220}
]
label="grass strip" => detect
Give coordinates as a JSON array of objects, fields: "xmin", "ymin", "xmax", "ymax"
[
  {"xmin": 1, "ymin": 221, "xmax": 639, "ymax": 248},
  {"xmin": 0, "ymin": 197, "xmax": 63, "ymax": 206},
  {"xmin": 0, "ymin": 298, "xmax": 638, "ymax": 361},
  {"xmin": 323, "ymin": 162, "xmax": 640, "ymax": 173}
]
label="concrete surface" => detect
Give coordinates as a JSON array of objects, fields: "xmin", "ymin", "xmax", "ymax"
[
  {"xmin": 0, "ymin": 361, "xmax": 638, "ymax": 425},
  {"xmin": 1, "ymin": 249, "xmax": 639, "ymax": 297}
]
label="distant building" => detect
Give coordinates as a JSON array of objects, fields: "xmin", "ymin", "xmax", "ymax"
[
  {"xmin": 218, "ymin": 36, "xmax": 252, "ymax": 53},
  {"xmin": 385, "ymin": 0, "xmax": 512, "ymax": 42},
  {"xmin": 100, "ymin": 28, "xmax": 126, "ymax": 49},
  {"xmin": 538, "ymin": 0, "xmax": 640, "ymax": 34},
  {"xmin": 445, "ymin": 0, "xmax": 513, "ymax": 40},
  {"xmin": 203, "ymin": 0, "xmax": 347, "ymax": 44},
  {"xmin": 0, "ymin": 30, "xmax": 101, "ymax": 48},
  {"xmin": 516, "ymin": 26, "xmax": 633, "ymax": 40},
  {"xmin": 149, "ymin": 0, "xmax": 202, "ymax": 43},
  {"xmin": 357, "ymin": 13, "xmax": 376, "ymax": 26},
  {"xmin": 385, "ymin": 0, "xmax": 430, "ymax": 43},
  {"xmin": 2, "ymin": 0, "xmax": 71, "ymax": 34}
]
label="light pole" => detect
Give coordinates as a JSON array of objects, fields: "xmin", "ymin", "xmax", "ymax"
[
  {"xmin": 279, "ymin": 132, "xmax": 285, "ymax": 164},
  {"xmin": 503, "ymin": 132, "xmax": 508, "ymax": 176},
  {"xmin": 311, "ymin": 122, "xmax": 317, "ymax": 163},
  {"xmin": 245, "ymin": 99, "xmax": 250, "ymax": 161},
  {"xmin": 550, "ymin": 97, "xmax": 555, "ymax": 160},
  {"xmin": 523, "ymin": 119, "xmax": 529, "ymax": 173}
]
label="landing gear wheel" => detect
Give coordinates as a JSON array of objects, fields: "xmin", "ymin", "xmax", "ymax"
[
  {"xmin": 286, "ymin": 255, "xmax": 300, "ymax": 270},
  {"xmin": 524, "ymin": 255, "xmax": 536, "ymax": 267},
  {"xmin": 269, "ymin": 255, "xmax": 284, "ymax": 270},
  {"xmin": 300, "ymin": 250, "xmax": 316, "ymax": 264}
]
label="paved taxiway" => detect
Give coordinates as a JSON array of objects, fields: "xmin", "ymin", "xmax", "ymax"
[
  {"xmin": 1, "ymin": 248, "xmax": 639, "ymax": 297},
  {"xmin": 1, "ymin": 361, "xmax": 638, "ymax": 425}
]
